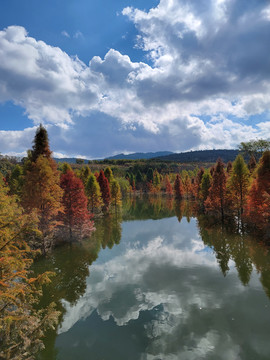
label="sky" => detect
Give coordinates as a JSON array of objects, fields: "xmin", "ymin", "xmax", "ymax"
[{"xmin": 0, "ymin": 0, "xmax": 270, "ymax": 159}]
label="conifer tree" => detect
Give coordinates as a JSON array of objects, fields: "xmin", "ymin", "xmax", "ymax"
[
  {"xmin": 205, "ymin": 159, "xmax": 227, "ymax": 221},
  {"xmin": 104, "ymin": 167, "xmax": 114, "ymax": 183},
  {"xmin": 23, "ymin": 126, "xmax": 63, "ymax": 252},
  {"xmin": 59, "ymin": 170, "xmax": 94, "ymax": 241},
  {"xmin": 165, "ymin": 175, "xmax": 173, "ymax": 196},
  {"xmin": 8, "ymin": 164, "xmax": 24, "ymax": 197},
  {"xmin": 245, "ymin": 151, "xmax": 270, "ymax": 229},
  {"xmin": 199, "ymin": 170, "xmax": 212, "ymax": 207},
  {"xmin": 111, "ymin": 179, "xmax": 122, "ymax": 209},
  {"xmin": 31, "ymin": 124, "xmax": 52, "ymax": 162},
  {"xmin": 79, "ymin": 166, "xmax": 91, "ymax": 185},
  {"xmin": 174, "ymin": 174, "xmax": 184, "ymax": 200},
  {"xmin": 85, "ymin": 173, "xmax": 102, "ymax": 212},
  {"xmin": 228, "ymin": 155, "xmax": 250, "ymax": 215},
  {"xmin": 97, "ymin": 170, "xmax": 111, "ymax": 211},
  {"xmin": 0, "ymin": 179, "xmax": 59, "ymax": 358}
]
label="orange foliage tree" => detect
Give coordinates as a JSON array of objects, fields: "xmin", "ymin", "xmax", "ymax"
[
  {"xmin": 245, "ymin": 151, "xmax": 270, "ymax": 231},
  {"xmin": 205, "ymin": 159, "xmax": 227, "ymax": 221}
]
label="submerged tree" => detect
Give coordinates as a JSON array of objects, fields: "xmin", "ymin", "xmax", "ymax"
[
  {"xmin": 111, "ymin": 179, "xmax": 122, "ymax": 209},
  {"xmin": 0, "ymin": 179, "xmax": 59, "ymax": 359},
  {"xmin": 245, "ymin": 151, "xmax": 270, "ymax": 231},
  {"xmin": 205, "ymin": 159, "xmax": 227, "ymax": 221},
  {"xmin": 22, "ymin": 126, "xmax": 63, "ymax": 253},
  {"xmin": 174, "ymin": 174, "xmax": 184, "ymax": 200},
  {"xmin": 59, "ymin": 170, "xmax": 94, "ymax": 241},
  {"xmin": 228, "ymin": 155, "xmax": 250, "ymax": 216},
  {"xmin": 85, "ymin": 173, "xmax": 103, "ymax": 212},
  {"xmin": 97, "ymin": 170, "xmax": 111, "ymax": 211}
]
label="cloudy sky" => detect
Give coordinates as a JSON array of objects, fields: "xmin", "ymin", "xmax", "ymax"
[{"xmin": 0, "ymin": 0, "xmax": 270, "ymax": 159}]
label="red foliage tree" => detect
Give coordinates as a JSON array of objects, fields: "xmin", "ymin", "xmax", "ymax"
[
  {"xmin": 174, "ymin": 174, "xmax": 184, "ymax": 200},
  {"xmin": 205, "ymin": 159, "xmax": 227, "ymax": 221},
  {"xmin": 59, "ymin": 170, "xmax": 94, "ymax": 241},
  {"xmin": 97, "ymin": 170, "xmax": 111, "ymax": 211}
]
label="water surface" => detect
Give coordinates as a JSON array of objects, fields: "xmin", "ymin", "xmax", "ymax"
[{"xmin": 36, "ymin": 197, "xmax": 270, "ymax": 360}]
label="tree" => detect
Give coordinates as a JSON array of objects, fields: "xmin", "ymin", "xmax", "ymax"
[
  {"xmin": 0, "ymin": 179, "xmax": 59, "ymax": 359},
  {"xmin": 23, "ymin": 156, "xmax": 63, "ymax": 253},
  {"xmin": 76, "ymin": 158, "xmax": 85, "ymax": 164},
  {"xmin": 245, "ymin": 151, "xmax": 270, "ymax": 231},
  {"xmin": 205, "ymin": 159, "xmax": 227, "ymax": 221},
  {"xmin": 59, "ymin": 170, "xmax": 94, "ymax": 241},
  {"xmin": 85, "ymin": 173, "xmax": 102, "ymax": 212},
  {"xmin": 248, "ymin": 155, "xmax": 257, "ymax": 173},
  {"xmin": 146, "ymin": 168, "xmax": 154, "ymax": 183},
  {"xmin": 165, "ymin": 175, "xmax": 173, "ymax": 196},
  {"xmin": 104, "ymin": 167, "xmax": 114, "ymax": 184},
  {"xmin": 79, "ymin": 166, "xmax": 91, "ymax": 185},
  {"xmin": 228, "ymin": 155, "xmax": 250, "ymax": 216},
  {"xmin": 111, "ymin": 179, "xmax": 122, "ymax": 209},
  {"xmin": 31, "ymin": 124, "xmax": 52, "ymax": 162},
  {"xmin": 8, "ymin": 164, "xmax": 24, "ymax": 197},
  {"xmin": 199, "ymin": 170, "xmax": 212, "ymax": 208},
  {"xmin": 174, "ymin": 174, "xmax": 184, "ymax": 200},
  {"xmin": 97, "ymin": 170, "xmax": 111, "ymax": 211},
  {"xmin": 239, "ymin": 139, "xmax": 270, "ymax": 161},
  {"xmin": 60, "ymin": 162, "xmax": 72, "ymax": 174},
  {"xmin": 23, "ymin": 126, "xmax": 63, "ymax": 253}
]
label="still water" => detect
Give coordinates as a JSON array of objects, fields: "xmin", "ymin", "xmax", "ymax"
[{"xmin": 35, "ymin": 197, "xmax": 270, "ymax": 360}]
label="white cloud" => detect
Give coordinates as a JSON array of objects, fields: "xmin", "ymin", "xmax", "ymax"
[
  {"xmin": 61, "ymin": 30, "xmax": 70, "ymax": 38},
  {"xmin": 1, "ymin": 0, "xmax": 270, "ymax": 157}
]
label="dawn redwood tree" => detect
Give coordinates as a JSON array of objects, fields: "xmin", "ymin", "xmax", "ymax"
[
  {"xmin": 205, "ymin": 159, "xmax": 227, "ymax": 221},
  {"xmin": 199, "ymin": 170, "xmax": 212, "ymax": 208},
  {"xmin": 97, "ymin": 170, "xmax": 111, "ymax": 211},
  {"xmin": 228, "ymin": 155, "xmax": 250, "ymax": 216},
  {"xmin": 85, "ymin": 173, "xmax": 102, "ymax": 212},
  {"xmin": 31, "ymin": 124, "xmax": 52, "ymax": 162},
  {"xmin": 23, "ymin": 156, "xmax": 63, "ymax": 252},
  {"xmin": 174, "ymin": 174, "xmax": 184, "ymax": 200},
  {"xmin": 245, "ymin": 151, "xmax": 270, "ymax": 230},
  {"xmin": 111, "ymin": 179, "xmax": 122, "ymax": 209},
  {"xmin": 248, "ymin": 155, "xmax": 257, "ymax": 173},
  {"xmin": 79, "ymin": 166, "xmax": 91, "ymax": 185},
  {"xmin": 0, "ymin": 178, "xmax": 59, "ymax": 359},
  {"xmin": 23, "ymin": 126, "xmax": 63, "ymax": 252},
  {"xmin": 165, "ymin": 175, "xmax": 173, "ymax": 196},
  {"xmin": 104, "ymin": 167, "xmax": 114, "ymax": 184},
  {"xmin": 60, "ymin": 170, "xmax": 94, "ymax": 241}
]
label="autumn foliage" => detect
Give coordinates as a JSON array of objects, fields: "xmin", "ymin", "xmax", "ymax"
[{"xmin": 59, "ymin": 170, "xmax": 94, "ymax": 241}]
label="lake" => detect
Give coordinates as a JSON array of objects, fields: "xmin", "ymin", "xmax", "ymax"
[{"xmin": 35, "ymin": 197, "xmax": 270, "ymax": 360}]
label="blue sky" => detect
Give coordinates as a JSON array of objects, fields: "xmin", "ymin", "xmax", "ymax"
[{"xmin": 0, "ymin": 0, "xmax": 270, "ymax": 158}]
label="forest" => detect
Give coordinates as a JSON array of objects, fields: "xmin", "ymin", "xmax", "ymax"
[{"xmin": 0, "ymin": 125, "xmax": 270, "ymax": 359}]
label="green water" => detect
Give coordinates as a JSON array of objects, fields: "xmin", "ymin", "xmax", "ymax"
[{"xmin": 35, "ymin": 197, "xmax": 270, "ymax": 360}]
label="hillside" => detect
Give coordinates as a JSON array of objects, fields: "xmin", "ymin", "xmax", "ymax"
[
  {"xmin": 154, "ymin": 149, "xmax": 240, "ymax": 163},
  {"xmin": 105, "ymin": 151, "xmax": 173, "ymax": 160}
]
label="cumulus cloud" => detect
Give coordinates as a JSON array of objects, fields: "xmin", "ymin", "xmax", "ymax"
[{"xmin": 0, "ymin": 0, "xmax": 270, "ymax": 157}]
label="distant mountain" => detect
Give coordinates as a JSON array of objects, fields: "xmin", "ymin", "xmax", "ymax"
[
  {"xmin": 154, "ymin": 149, "xmax": 240, "ymax": 163},
  {"xmin": 53, "ymin": 157, "xmax": 86, "ymax": 164},
  {"xmin": 105, "ymin": 151, "xmax": 174, "ymax": 160}
]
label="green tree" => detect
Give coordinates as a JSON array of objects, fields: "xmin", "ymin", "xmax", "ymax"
[
  {"xmin": 85, "ymin": 173, "xmax": 102, "ymax": 212},
  {"xmin": 228, "ymin": 155, "xmax": 250, "ymax": 215},
  {"xmin": 8, "ymin": 164, "xmax": 24, "ymax": 198},
  {"xmin": 104, "ymin": 167, "xmax": 114, "ymax": 184},
  {"xmin": 111, "ymin": 179, "xmax": 122, "ymax": 209}
]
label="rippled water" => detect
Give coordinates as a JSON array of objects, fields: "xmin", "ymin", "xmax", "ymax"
[{"xmin": 35, "ymin": 197, "xmax": 270, "ymax": 360}]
